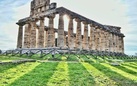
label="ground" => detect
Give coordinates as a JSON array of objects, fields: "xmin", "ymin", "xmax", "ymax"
[{"xmin": 0, "ymin": 55, "xmax": 137, "ymax": 86}]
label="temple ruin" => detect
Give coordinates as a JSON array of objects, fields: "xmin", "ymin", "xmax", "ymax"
[{"xmin": 16, "ymin": 0, "xmax": 125, "ymax": 53}]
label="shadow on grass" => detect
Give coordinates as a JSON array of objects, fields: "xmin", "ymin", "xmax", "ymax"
[
  {"xmin": 66, "ymin": 54, "xmax": 79, "ymax": 61},
  {"xmin": 129, "ymin": 62, "xmax": 137, "ymax": 66},
  {"xmin": 68, "ymin": 63, "xmax": 95, "ymax": 86},
  {"xmin": 0, "ymin": 56, "xmax": 21, "ymax": 60},
  {"xmin": 90, "ymin": 63, "xmax": 137, "ymax": 86},
  {"xmin": 0, "ymin": 64, "xmax": 18, "ymax": 73},
  {"xmin": 114, "ymin": 65, "xmax": 137, "ymax": 76},
  {"xmin": 124, "ymin": 64, "xmax": 137, "ymax": 70},
  {"xmin": 9, "ymin": 62, "xmax": 58, "ymax": 86},
  {"xmin": 20, "ymin": 54, "xmax": 50, "ymax": 60}
]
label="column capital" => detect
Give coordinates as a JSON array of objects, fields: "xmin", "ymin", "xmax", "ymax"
[
  {"xmin": 75, "ymin": 18, "xmax": 81, "ymax": 22},
  {"xmin": 68, "ymin": 15, "xmax": 74, "ymax": 19},
  {"xmin": 95, "ymin": 27, "xmax": 100, "ymax": 30},
  {"xmin": 94, "ymin": 25, "xmax": 99, "ymax": 29},
  {"xmin": 59, "ymin": 12, "xmax": 65, "ymax": 17},
  {"xmin": 16, "ymin": 22, "xmax": 25, "ymax": 26},
  {"xmin": 39, "ymin": 16, "xmax": 45, "ymax": 20},
  {"xmin": 30, "ymin": 17, "xmax": 37, "ymax": 22},
  {"xmin": 82, "ymin": 21, "xmax": 88, "ymax": 25},
  {"xmin": 90, "ymin": 24, "xmax": 94, "ymax": 27},
  {"xmin": 47, "ymin": 14, "xmax": 55, "ymax": 19}
]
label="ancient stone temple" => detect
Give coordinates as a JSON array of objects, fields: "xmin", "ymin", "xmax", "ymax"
[{"xmin": 16, "ymin": 0, "xmax": 125, "ymax": 53}]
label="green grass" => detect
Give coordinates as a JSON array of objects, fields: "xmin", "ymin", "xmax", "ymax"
[
  {"xmin": 114, "ymin": 65, "xmax": 137, "ymax": 76},
  {"xmin": 47, "ymin": 62, "xmax": 69, "ymax": 86},
  {"xmin": 77, "ymin": 54, "xmax": 93, "ymax": 63},
  {"xmin": 102, "ymin": 63, "xmax": 137, "ymax": 81},
  {"xmin": 0, "ymin": 55, "xmax": 137, "ymax": 86},
  {"xmin": 0, "ymin": 62, "xmax": 40, "ymax": 86},
  {"xmin": 68, "ymin": 63, "xmax": 95, "ymax": 86},
  {"xmin": 81, "ymin": 62, "xmax": 117, "ymax": 86},
  {"xmin": 0, "ymin": 64, "xmax": 18, "ymax": 73},
  {"xmin": 20, "ymin": 54, "xmax": 49, "ymax": 60},
  {"xmin": 124, "ymin": 63, "xmax": 137, "ymax": 69},
  {"xmin": 0, "ymin": 56, "xmax": 21, "ymax": 61},
  {"xmin": 90, "ymin": 63, "xmax": 137, "ymax": 86},
  {"xmin": 66, "ymin": 54, "xmax": 79, "ymax": 61},
  {"xmin": 9, "ymin": 62, "xmax": 58, "ymax": 86}
]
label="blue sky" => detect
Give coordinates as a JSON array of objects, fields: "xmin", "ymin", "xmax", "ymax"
[{"xmin": 0, "ymin": 0, "xmax": 136, "ymax": 55}]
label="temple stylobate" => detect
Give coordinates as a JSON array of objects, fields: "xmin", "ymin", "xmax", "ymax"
[{"xmin": 16, "ymin": 0, "xmax": 125, "ymax": 53}]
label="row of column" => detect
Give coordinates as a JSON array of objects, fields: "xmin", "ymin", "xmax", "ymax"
[{"xmin": 17, "ymin": 13, "xmax": 124, "ymax": 53}]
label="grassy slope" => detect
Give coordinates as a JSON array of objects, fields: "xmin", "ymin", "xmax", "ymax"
[
  {"xmin": 0, "ymin": 62, "xmax": 40, "ymax": 86},
  {"xmin": 0, "ymin": 56, "xmax": 137, "ymax": 86},
  {"xmin": 9, "ymin": 62, "xmax": 58, "ymax": 86},
  {"xmin": 68, "ymin": 63, "xmax": 95, "ymax": 86}
]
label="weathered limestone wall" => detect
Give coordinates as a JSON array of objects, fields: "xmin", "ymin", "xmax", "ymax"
[{"xmin": 30, "ymin": 0, "xmax": 50, "ymax": 17}]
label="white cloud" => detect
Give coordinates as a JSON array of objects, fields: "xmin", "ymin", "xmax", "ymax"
[{"xmin": 0, "ymin": 0, "xmax": 31, "ymax": 50}]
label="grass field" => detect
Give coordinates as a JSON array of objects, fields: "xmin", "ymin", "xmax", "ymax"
[{"xmin": 0, "ymin": 55, "xmax": 137, "ymax": 86}]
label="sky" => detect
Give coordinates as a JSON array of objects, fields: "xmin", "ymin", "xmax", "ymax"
[{"xmin": 0, "ymin": 0, "xmax": 137, "ymax": 55}]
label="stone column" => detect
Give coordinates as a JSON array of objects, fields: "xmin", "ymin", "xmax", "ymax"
[
  {"xmin": 117, "ymin": 36, "xmax": 120, "ymax": 53},
  {"xmin": 64, "ymin": 33, "xmax": 67, "ymax": 48},
  {"xmin": 92, "ymin": 28, "xmax": 96, "ymax": 50},
  {"xmin": 115, "ymin": 35, "xmax": 119, "ymax": 53},
  {"xmin": 17, "ymin": 25, "xmax": 23, "ymax": 48},
  {"xmin": 47, "ymin": 15, "xmax": 55, "ymax": 47},
  {"xmin": 113, "ymin": 34, "xmax": 116, "ymax": 52},
  {"xmin": 89, "ymin": 25, "xmax": 94, "ymax": 50},
  {"xmin": 24, "ymin": 23, "xmax": 31, "ymax": 48},
  {"xmin": 109, "ymin": 33, "xmax": 113, "ymax": 52},
  {"xmin": 74, "ymin": 35, "xmax": 76, "ymax": 49},
  {"xmin": 99, "ymin": 29, "xmax": 103, "ymax": 51},
  {"xmin": 30, "ymin": 21, "xmax": 37, "ymax": 48},
  {"xmin": 44, "ymin": 28, "xmax": 48, "ymax": 47},
  {"xmin": 101, "ymin": 30, "xmax": 105, "ymax": 51},
  {"xmin": 107, "ymin": 32, "xmax": 110, "ymax": 52},
  {"xmin": 95, "ymin": 28, "xmax": 100, "ymax": 51},
  {"xmin": 118, "ymin": 36, "xmax": 124, "ymax": 53},
  {"xmin": 68, "ymin": 17, "xmax": 74, "ymax": 49},
  {"xmin": 83, "ymin": 22, "xmax": 89, "ymax": 49},
  {"xmin": 105, "ymin": 31, "xmax": 109, "ymax": 52},
  {"xmin": 103, "ymin": 31, "xmax": 106, "ymax": 51},
  {"xmin": 121, "ymin": 37, "xmax": 124, "ymax": 53},
  {"xmin": 118, "ymin": 36, "xmax": 121, "ymax": 53},
  {"xmin": 38, "ymin": 18, "xmax": 45, "ymax": 48},
  {"xmin": 57, "ymin": 14, "xmax": 64, "ymax": 47},
  {"xmin": 75, "ymin": 19, "xmax": 82, "ymax": 49},
  {"xmin": 112, "ymin": 33, "xmax": 115, "ymax": 52},
  {"xmin": 54, "ymin": 31, "xmax": 56, "ymax": 47}
]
